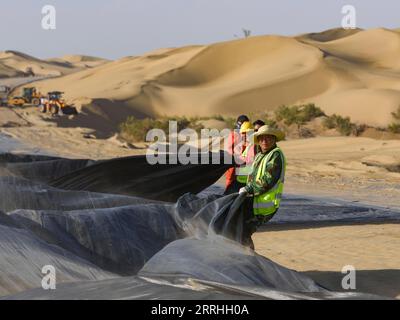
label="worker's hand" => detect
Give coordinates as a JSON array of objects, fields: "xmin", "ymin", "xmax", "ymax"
[{"xmin": 239, "ymin": 187, "xmax": 248, "ymax": 195}]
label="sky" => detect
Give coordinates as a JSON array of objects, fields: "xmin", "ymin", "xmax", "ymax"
[{"xmin": 1, "ymin": 0, "xmax": 399, "ymax": 60}]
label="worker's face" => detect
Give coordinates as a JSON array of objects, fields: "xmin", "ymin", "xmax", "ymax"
[
  {"xmin": 258, "ymin": 135, "xmax": 276, "ymax": 152},
  {"xmin": 254, "ymin": 124, "xmax": 262, "ymax": 132}
]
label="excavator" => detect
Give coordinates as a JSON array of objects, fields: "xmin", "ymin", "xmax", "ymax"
[{"xmin": 39, "ymin": 91, "xmax": 78, "ymax": 115}]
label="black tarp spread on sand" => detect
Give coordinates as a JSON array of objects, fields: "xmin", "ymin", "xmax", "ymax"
[{"xmin": 0, "ymin": 153, "xmax": 387, "ymax": 299}]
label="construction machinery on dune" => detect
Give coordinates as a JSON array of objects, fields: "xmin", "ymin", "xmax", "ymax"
[
  {"xmin": 7, "ymin": 96, "xmax": 26, "ymax": 107},
  {"xmin": 0, "ymin": 84, "xmax": 78, "ymax": 115},
  {"xmin": 1, "ymin": 86, "xmax": 41, "ymax": 107},
  {"xmin": 39, "ymin": 91, "xmax": 78, "ymax": 115},
  {"xmin": 21, "ymin": 87, "xmax": 42, "ymax": 106}
]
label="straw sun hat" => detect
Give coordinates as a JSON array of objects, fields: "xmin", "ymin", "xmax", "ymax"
[{"xmin": 253, "ymin": 125, "xmax": 285, "ymax": 142}]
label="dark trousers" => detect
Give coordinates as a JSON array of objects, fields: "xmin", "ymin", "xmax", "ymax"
[{"xmin": 242, "ymin": 197, "xmax": 275, "ymax": 250}]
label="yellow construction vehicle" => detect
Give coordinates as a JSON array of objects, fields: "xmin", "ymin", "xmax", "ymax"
[
  {"xmin": 39, "ymin": 91, "xmax": 77, "ymax": 115},
  {"xmin": 7, "ymin": 96, "xmax": 25, "ymax": 107},
  {"xmin": 22, "ymin": 87, "xmax": 42, "ymax": 106}
]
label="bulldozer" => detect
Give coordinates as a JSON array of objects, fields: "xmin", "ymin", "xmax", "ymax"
[
  {"xmin": 39, "ymin": 91, "xmax": 77, "ymax": 115},
  {"xmin": 21, "ymin": 87, "xmax": 42, "ymax": 106}
]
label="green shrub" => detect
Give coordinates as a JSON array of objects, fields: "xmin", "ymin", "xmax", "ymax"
[
  {"xmin": 119, "ymin": 117, "xmax": 164, "ymax": 142},
  {"xmin": 323, "ymin": 115, "xmax": 337, "ymax": 129},
  {"xmin": 323, "ymin": 114, "xmax": 355, "ymax": 136},
  {"xmin": 388, "ymin": 106, "xmax": 400, "ymax": 133},
  {"xmin": 119, "ymin": 116, "xmax": 204, "ymax": 142},
  {"xmin": 354, "ymin": 124, "xmax": 367, "ymax": 136},
  {"xmin": 275, "ymin": 105, "xmax": 297, "ymax": 125},
  {"xmin": 302, "ymin": 103, "xmax": 325, "ymax": 120},
  {"xmin": 388, "ymin": 123, "xmax": 400, "ymax": 134},
  {"xmin": 391, "ymin": 106, "xmax": 400, "ymax": 121},
  {"xmin": 211, "ymin": 114, "xmax": 225, "ymax": 122},
  {"xmin": 274, "ymin": 103, "xmax": 324, "ymax": 127}
]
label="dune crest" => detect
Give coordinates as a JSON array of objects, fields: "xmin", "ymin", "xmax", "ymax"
[
  {"xmin": 19, "ymin": 27, "xmax": 400, "ymax": 131},
  {"xmin": 46, "ymin": 54, "xmax": 110, "ymax": 69},
  {"xmin": 0, "ymin": 50, "xmax": 108, "ymax": 78}
]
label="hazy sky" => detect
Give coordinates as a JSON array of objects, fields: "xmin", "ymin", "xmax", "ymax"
[{"xmin": 1, "ymin": 0, "xmax": 399, "ymax": 60}]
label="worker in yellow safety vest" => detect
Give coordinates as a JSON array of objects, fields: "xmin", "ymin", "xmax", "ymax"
[
  {"xmin": 236, "ymin": 119, "xmax": 266, "ymax": 184},
  {"xmin": 235, "ymin": 121, "xmax": 256, "ymax": 185},
  {"xmin": 238, "ymin": 124, "xmax": 286, "ymax": 249}
]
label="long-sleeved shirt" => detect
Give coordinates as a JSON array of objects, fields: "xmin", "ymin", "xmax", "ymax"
[
  {"xmin": 244, "ymin": 144, "xmax": 283, "ymax": 196},
  {"xmin": 225, "ymin": 130, "xmax": 246, "ymax": 188}
]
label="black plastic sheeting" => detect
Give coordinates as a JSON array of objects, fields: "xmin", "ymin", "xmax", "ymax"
[
  {"xmin": 50, "ymin": 152, "xmax": 231, "ymax": 202},
  {"xmin": 0, "ymin": 153, "xmax": 388, "ymax": 299}
]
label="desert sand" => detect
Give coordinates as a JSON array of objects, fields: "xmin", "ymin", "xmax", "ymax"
[
  {"xmin": 254, "ymin": 223, "xmax": 400, "ymax": 299},
  {"xmin": 14, "ymin": 27, "xmax": 400, "ymax": 129},
  {"xmin": 281, "ymin": 137, "xmax": 400, "ymax": 209},
  {"xmin": 46, "ymin": 54, "xmax": 110, "ymax": 69}
]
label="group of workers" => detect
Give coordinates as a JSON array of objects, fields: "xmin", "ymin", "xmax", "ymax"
[{"xmin": 224, "ymin": 115, "xmax": 286, "ymax": 248}]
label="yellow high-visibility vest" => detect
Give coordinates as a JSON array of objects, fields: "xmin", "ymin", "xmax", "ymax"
[
  {"xmin": 236, "ymin": 144, "xmax": 254, "ymax": 184},
  {"xmin": 249, "ymin": 147, "xmax": 286, "ymax": 216}
]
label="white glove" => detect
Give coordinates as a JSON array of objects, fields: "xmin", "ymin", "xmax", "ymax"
[{"xmin": 239, "ymin": 187, "xmax": 248, "ymax": 195}]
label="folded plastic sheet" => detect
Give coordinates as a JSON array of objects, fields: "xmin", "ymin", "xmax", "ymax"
[
  {"xmin": 0, "ymin": 211, "xmax": 115, "ymax": 297},
  {"xmin": 0, "ymin": 153, "xmax": 389, "ymax": 299},
  {"xmin": 139, "ymin": 237, "xmax": 322, "ymax": 292},
  {"xmin": 10, "ymin": 204, "xmax": 179, "ymax": 275},
  {"xmin": 50, "ymin": 152, "xmax": 231, "ymax": 202}
]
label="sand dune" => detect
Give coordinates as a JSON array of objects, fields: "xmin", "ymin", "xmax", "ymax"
[
  {"xmin": 298, "ymin": 28, "xmax": 362, "ymax": 42},
  {"xmin": 19, "ymin": 27, "xmax": 399, "ymax": 132},
  {"xmin": 46, "ymin": 54, "xmax": 109, "ymax": 69},
  {"xmin": 0, "ymin": 51, "xmax": 107, "ymax": 78},
  {"xmin": 301, "ymin": 28, "xmax": 400, "ymax": 69}
]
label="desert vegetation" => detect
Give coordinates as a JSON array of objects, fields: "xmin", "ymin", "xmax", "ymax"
[
  {"xmin": 388, "ymin": 106, "xmax": 400, "ymax": 134},
  {"xmin": 118, "ymin": 103, "xmax": 400, "ymax": 143},
  {"xmin": 274, "ymin": 103, "xmax": 325, "ymax": 128},
  {"xmin": 119, "ymin": 115, "xmax": 235, "ymax": 142}
]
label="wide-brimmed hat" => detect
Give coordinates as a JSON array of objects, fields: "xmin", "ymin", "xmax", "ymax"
[{"xmin": 253, "ymin": 125, "xmax": 285, "ymax": 142}]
